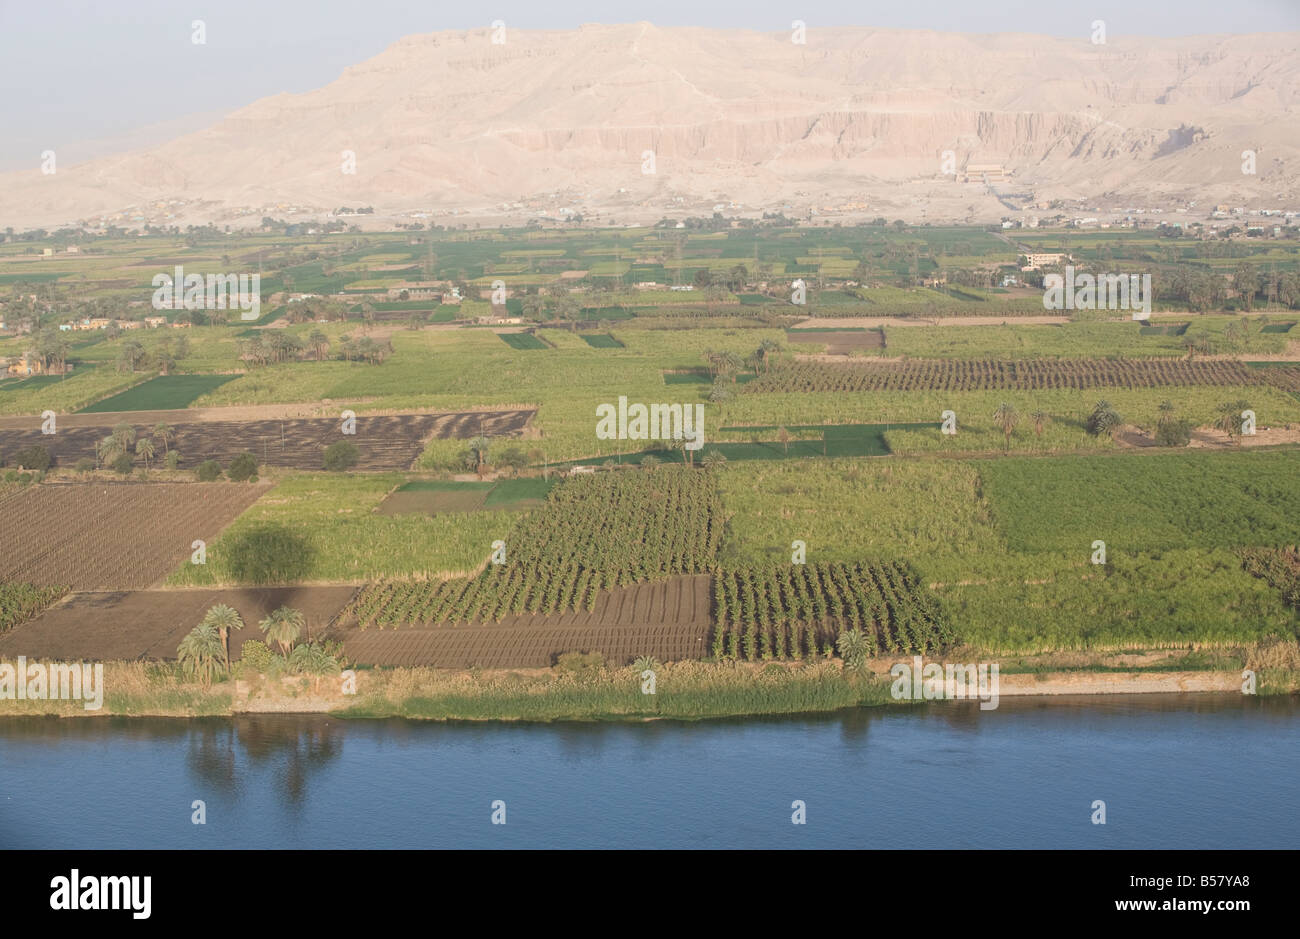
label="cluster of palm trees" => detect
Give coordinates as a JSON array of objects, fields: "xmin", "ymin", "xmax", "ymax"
[
  {"xmin": 989, "ymin": 402, "xmax": 1052, "ymax": 449},
  {"xmin": 636, "ymin": 444, "xmax": 726, "ymax": 471},
  {"xmin": 988, "ymin": 398, "xmax": 1253, "ymax": 448},
  {"xmin": 1213, "ymin": 399, "xmax": 1254, "ymax": 442},
  {"xmin": 93, "ymin": 422, "xmax": 175, "ymax": 473},
  {"xmin": 176, "ymin": 603, "xmax": 341, "ymax": 689},
  {"xmin": 702, "ymin": 341, "xmax": 781, "ymax": 381}
]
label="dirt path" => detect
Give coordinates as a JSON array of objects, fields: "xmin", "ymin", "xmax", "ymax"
[
  {"xmin": 793, "ymin": 315, "xmax": 1073, "ymax": 328},
  {"xmin": 1116, "ymin": 423, "xmax": 1300, "ymax": 449}
]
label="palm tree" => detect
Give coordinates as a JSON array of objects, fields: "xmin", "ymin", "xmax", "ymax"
[
  {"xmin": 152, "ymin": 422, "xmax": 173, "ymax": 456},
  {"xmin": 664, "ymin": 436, "xmax": 688, "ymax": 465},
  {"xmin": 468, "ymin": 436, "xmax": 491, "ymax": 479},
  {"xmin": 993, "ymin": 402, "xmax": 1019, "ymax": 449},
  {"xmin": 95, "ymin": 435, "xmax": 118, "ymax": 468},
  {"xmin": 640, "ymin": 454, "xmax": 661, "ymax": 473},
  {"xmin": 835, "ymin": 628, "xmax": 870, "ymax": 672},
  {"xmin": 135, "ymin": 437, "xmax": 155, "ymax": 473},
  {"xmin": 177, "ymin": 623, "xmax": 225, "ymax": 686},
  {"xmin": 756, "ymin": 339, "xmax": 781, "ymax": 373},
  {"xmin": 776, "ymin": 426, "xmax": 791, "ymax": 456},
  {"xmin": 288, "ymin": 642, "xmax": 341, "ymax": 692},
  {"xmin": 700, "ymin": 449, "xmax": 728, "ymax": 471},
  {"xmin": 112, "ymin": 422, "xmax": 136, "ymax": 455},
  {"xmin": 1030, "ymin": 409, "xmax": 1049, "ymax": 436},
  {"xmin": 719, "ymin": 350, "xmax": 744, "ymax": 382},
  {"xmin": 259, "ymin": 606, "xmax": 304, "ymax": 657},
  {"xmin": 1087, "ymin": 400, "xmax": 1123, "ymax": 438},
  {"xmin": 1215, "ymin": 400, "xmax": 1249, "ymax": 442},
  {"xmin": 201, "ymin": 604, "xmax": 245, "ymax": 674}
]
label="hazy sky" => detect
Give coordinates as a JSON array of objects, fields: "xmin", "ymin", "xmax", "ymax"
[{"xmin": 1, "ymin": 0, "xmax": 1296, "ymax": 170}]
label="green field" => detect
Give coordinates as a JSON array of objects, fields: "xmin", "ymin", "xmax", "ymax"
[
  {"xmin": 717, "ymin": 450, "xmax": 1300, "ymax": 652},
  {"xmin": 78, "ymin": 374, "xmax": 238, "ymax": 412},
  {"xmin": 579, "ymin": 333, "xmax": 625, "ymax": 348},
  {"xmin": 167, "ymin": 474, "xmax": 510, "ymax": 584},
  {"xmin": 497, "ymin": 332, "xmax": 550, "ymax": 350}
]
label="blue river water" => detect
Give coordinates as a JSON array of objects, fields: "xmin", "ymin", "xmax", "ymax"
[{"xmin": 1, "ymin": 694, "xmax": 1296, "ymax": 849}]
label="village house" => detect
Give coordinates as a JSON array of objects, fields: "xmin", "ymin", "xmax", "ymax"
[
  {"xmin": 1020, "ymin": 252, "xmax": 1069, "ymax": 271},
  {"xmin": 385, "ymin": 283, "xmax": 445, "ymax": 301},
  {"xmin": 5, "ymin": 351, "xmax": 68, "ymax": 377}
]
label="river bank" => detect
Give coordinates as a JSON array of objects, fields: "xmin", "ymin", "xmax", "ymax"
[{"xmin": 1, "ymin": 645, "xmax": 1296, "ymax": 720}]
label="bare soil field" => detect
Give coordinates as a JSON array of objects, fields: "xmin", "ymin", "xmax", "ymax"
[
  {"xmin": 0, "ymin": 409, "xmax": 535, "ymax": 471},
  {"xmin": 0, "ymin": 403, "xmax": 537, "ymax": 429},
  {"xmin": 0, "ymin": 482, "xmax": 268, "ymax": 589},
  {"xmin": 331, "ymin": 574, "xmax": 712, "ymax": 668},
  {"xmin": 786, "ymin": 329, "xmax": 885, "ymax": 355},
  {"xmin": 0, "ymin": 586, "xmax": 357, "ymax": 661},
  {"xmin": 1117, "ymin": 423, "xmax": 1300, "ymax": 449}
]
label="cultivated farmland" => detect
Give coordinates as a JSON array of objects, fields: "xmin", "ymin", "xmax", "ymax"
[
  {"xmin": 347, "ymin": 468, "xmax": 724, "ymax": 626},
  {"xmin": 0, "ymin": 586, "xmax": 357, "ymax": 661},
  {"xmin": 0, "ymin": 409, "xmax": 536, "ymax": 472},
  {"xmin": 78, "ymin": 374, "xmax": 239, "ymax": 412},
  {"xmin": 333, "ymin": 574, "xmax": 711, "ymax": 668},
  {"xmin": 712, "ymin": 561, "xmax": 953, "ymax": 659},
  {"xmin": 0, "ymin": 482, "xmax": 268, "ymax": 589},
  {"xmin": 744, "ymin": 358, "xmax": 1300, "ymax": 394}
]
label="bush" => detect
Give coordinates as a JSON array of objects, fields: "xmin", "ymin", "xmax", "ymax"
[
  {"xmin": 1155, "ymin": 418, "xmax": 1193, "ymax": 447},
  {"xmin": 227, "ymin": 452, "xmax": 258, "ymax": 482},
  {"xmin": 10, "ymin": 445, "xmax": 51, "ymax": 472},
  {"xmin": 111, "ymin": 453, "xmax": 133, "ymax": 475},
  {"xmin": 555, "ymin": 651, "xmax": 605, "ymax": 674},
  {"xmin": 196, "ymin": 460, "xmax": 223, "ymax": 482},
  {"xmin": 74, "ymin": 458, "xmax": 95, "ymax": 474},
  {"xmin": 238, "ymin": 639, "xmax": 276, "ymax": 675},
  {"xmin": 165, "ymin": 450, "xmax": 180, "ymax": 470},
  {"xmin": 496, "ymin": 446, "xmax": 527, "ymax": 475},
  {"xmin": 322, "ymin": 440, "xmax": 360, "ymax": 472}
]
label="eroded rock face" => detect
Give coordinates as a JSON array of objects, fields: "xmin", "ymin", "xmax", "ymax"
[{"xmin": 5, "ymin": 23, "xmax": 1297, "ymax": 227}]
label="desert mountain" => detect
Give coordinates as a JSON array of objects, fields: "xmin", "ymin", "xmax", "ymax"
[{"xmin": 4, "ymin": 22, "xmax": 1298, "ymax": 228}]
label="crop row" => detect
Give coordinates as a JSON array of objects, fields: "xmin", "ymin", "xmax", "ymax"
[
  {"xmin": 710, "ymin": 561, "xmax": 953, "ymax": 660},
  {"xmin": 0, "ymin": 582, "xmax": 68, "ymax": 633},
  {"xmin": 347, "ymin": 469, "xmax": 724, "ymax": 626},
  {"xmin": 742, "ymin": 358, "xmax": 1299, "ymax": 394}
]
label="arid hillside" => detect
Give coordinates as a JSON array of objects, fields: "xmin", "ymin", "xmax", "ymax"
[{"xmin": 4, "ymin": 22, "xmax": 1298, "ymax": 227}]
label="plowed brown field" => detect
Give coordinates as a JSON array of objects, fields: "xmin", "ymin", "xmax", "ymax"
[
  {"xmin": 0, "ymin": 586, "xmax": 357, "ymax": 661},
  {"xmin": 0, "ymin": 482, "xmax": 268, "ymax": 589},
  {"xmin": 0, "ymin": 409, "xmax": 535, "ymax": 472},
  {"xmin": 332, "ymin": 574, "xmax": 712, "ymax": 668}
]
